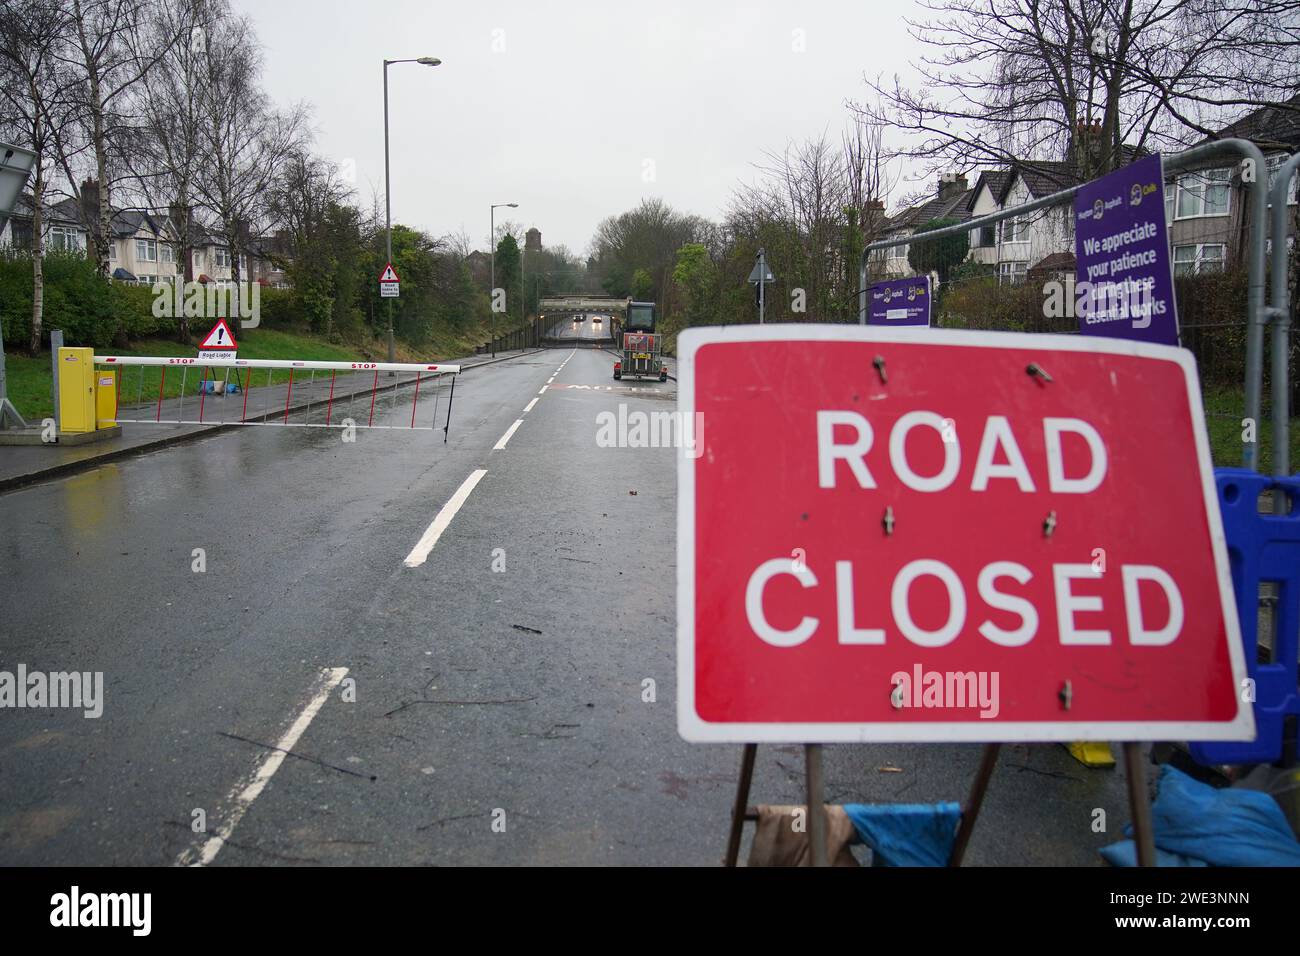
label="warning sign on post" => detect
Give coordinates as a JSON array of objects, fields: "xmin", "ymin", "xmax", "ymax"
[
  {"xmin": 379, "ymin": 262, "xmax": 400, "ymax": 298},
  {"xmin": 676, "ymin": 325, "xmax": 1252, "ymax": 744},
  {"xmin": 197, "ymin": 318, "xmax": 237, "ymax": 361}
]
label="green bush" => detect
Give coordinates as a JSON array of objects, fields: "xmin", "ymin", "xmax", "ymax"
[{"xmin": 1, "ymin": 250, "xmax": 119, "ymax": 348}]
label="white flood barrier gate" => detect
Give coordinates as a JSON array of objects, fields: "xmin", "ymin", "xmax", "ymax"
[{"xmin": 94, "ymin": 356, "xmax": 461, "ymax": 437}]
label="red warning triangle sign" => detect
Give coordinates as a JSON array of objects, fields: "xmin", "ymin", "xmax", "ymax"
[
  {"xmin": 379, "ymin": 262, "xmax": 400, "ymax": 283},
  {"xmin": 199, "ymin": 318, "xmax": 238, "ymax": 350}
]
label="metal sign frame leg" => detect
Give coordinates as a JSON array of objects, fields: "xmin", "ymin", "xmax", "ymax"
[
  {"xmin": 723, "ymin": 744, "xmax": 757, "ymax": 867},
  {"xmin": 1123, "ymin": 742, "xmax": 1157, "ymax": 867},
  {"xmin": 721, "ymin": 740, "xmax": 1150, "ymax": 867},
  {"xmin": 948, "ymin": 743, "xmax": 1000, "ymax": 866}
]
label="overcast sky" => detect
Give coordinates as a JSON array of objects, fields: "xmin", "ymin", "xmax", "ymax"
[{"xmin": 231, "ymin": 0, "xmax": 920, "ymax": 256}]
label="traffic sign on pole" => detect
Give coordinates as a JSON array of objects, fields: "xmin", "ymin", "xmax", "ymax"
[
  {"xmin": 748, "ymin": 249, "xmax": 774, "ymax": 324},
  {"xmin": 676, "ymin": 324, "xmax": 1252, "ymax": 744},
  {"xmin": 379, "ymin": 262, "xmax": 400, "ymax": 298}
]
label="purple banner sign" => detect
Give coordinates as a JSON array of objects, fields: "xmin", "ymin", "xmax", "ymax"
[
  {"xmin": 1073, "ymin": 153, "xmax": 1179, "ymax": 346},
  {"xmin": 867, "ymin": 276, "xmax": 931, "ymax": 326}
]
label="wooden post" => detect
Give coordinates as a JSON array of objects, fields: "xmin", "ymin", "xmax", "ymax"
[{"xmin": 806, "ymin": 743, "xmax": 827, "ymax": 867}]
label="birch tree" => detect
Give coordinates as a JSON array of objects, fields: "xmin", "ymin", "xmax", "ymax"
[
  {"xmin": 0, "ymin": 0, "xmax": 77, "ymax": 351},
  {"xmin": 193, "ymin": 13, "xmax": 305, "ymax": 291}
]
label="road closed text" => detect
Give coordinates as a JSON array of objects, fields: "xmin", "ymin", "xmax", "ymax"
[{"xmin": 744, "ymin": 410, "xmax": 1182, "ymax": 649}]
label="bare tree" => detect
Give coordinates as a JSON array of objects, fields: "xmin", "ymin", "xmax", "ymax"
[
  {"xmin": 854, "ymin": 0, "xmax": 1300, "ymax": 180},
  {"xmin": 130, "ymin": 0, "xmax": 224, "ymax": 339},
  {"xmin": 0, "ymin": 0, "xmax": 77, "ymax": 351},
  {"xmin": 56, "ymin": 0, "xmax": 183, "ymax": 282},
  {"xmin": 192, "ymin": 12, "xmax": 306, "ymax": 289},
  {"xmin": 729, "ymin": 130, "xmax": 858, "ymax": 320}
]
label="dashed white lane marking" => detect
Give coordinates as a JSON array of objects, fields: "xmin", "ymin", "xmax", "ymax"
[
  {"xmin": 523, "ymin": 397, "xmax": 539, "ymax": 413},
  {"xmin": 494, "ymin": 419, "xmax": 524, "ymax": 450},
  {"xmin": 403, "ymin": 469, "xmax": 489, "ymax": 568},
  {"xmin": 538, "ymin": 386, "xmax": 547, "ymax": 394},
  {"xmin": 183, "ymin": 666, "xmax": 349, "ymax": 867}
]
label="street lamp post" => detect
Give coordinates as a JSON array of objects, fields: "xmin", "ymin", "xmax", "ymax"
[
  {"xmin": 383, "ymin": 56, "xmax": 440, "ymax": 366},
  {"xmin": 489, "ymin": 202, "xmax": 518, "ymax": 357}
]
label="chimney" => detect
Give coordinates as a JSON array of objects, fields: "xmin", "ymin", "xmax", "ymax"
[
  {"xmin": 938, "ymin": 172, "xmax": 968, "ymax": 202},
  {"xmin": 169, "ymin": 201, "xmax": 189, "ymax": 232},
  {"xmin": 1070, "ymin": 119, "xmax": 1105, "ymax": 171},
  {"xmin": 863, "ymin": 198, "xmax": 886, "ymax": 231},
  {"xmin": 79, "ymin": 178, "xmax": 100, "ymax": 225}
]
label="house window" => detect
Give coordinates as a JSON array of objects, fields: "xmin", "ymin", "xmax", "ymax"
[
  {"xmin": 136, "ymin": 238, "xmax": 158, "ymax": 262},
  {"xmin": 108, "ymin": 241, "xmax": 116, "ymax": 260},
  {"xmin": 1173, "ymin": 243, "xmax": 1226, "ymax": 276},
  {"xmin": 214, "ymin": 247, "xmax": 231, "ymax": 268},
  {"xmin": 193, "ymin": 251, "xmax": 203, "ymax": 270},
  {"xmin": 1164, "ymin": 184, "xmax": 1175, "ymax": 223},
  {"xmin": 10, "ymin": 220, "xmax": 33, "ymax": 248},
  {"xmin": 1174, "ymin": 168, "xmax": 1230, "ymax": 219},
  {"xmin": 973, "ymin": 225, "xmax": 996, "ymax": 248},
  {"xmin": 999, "ymin": 261, "xmax": 1027, "ymax": 285},
  {"xmin": 1000, "ymin": 217, "xmax": 1027, "ymax": 243},
  {"xmin": 49, "ymin": 225, "xmax": 84, "ymax": 252},
  {"xmin": 1267, "ymin": 154, "xmax": 1298, "ymax": 207},
  {"xmin": 160, "ymin": 243, "xmax": 174, "ymax": 264}
]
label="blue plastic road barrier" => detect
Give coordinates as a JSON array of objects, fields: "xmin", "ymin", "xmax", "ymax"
[
  {"xmin": 843, "ymin": 802, "xmax": 962, "ymax": 867},
  {"xmin": 1189, "ymin": 468, "xmax": 1300, "ymax": 767}
]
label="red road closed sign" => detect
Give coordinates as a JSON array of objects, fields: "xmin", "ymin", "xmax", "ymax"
[{"xmin": 676, "ymin": 325, "xmax": 1253, "ymax": 743}]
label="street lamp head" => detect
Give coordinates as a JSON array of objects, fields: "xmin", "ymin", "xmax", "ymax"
[
  {"xmin": 416, "ymin": 57, "xmax": 441, "ymax": 66},
  {"xmin": 506, "ymin": 203, "xmax": 518, "ymax": 208}
]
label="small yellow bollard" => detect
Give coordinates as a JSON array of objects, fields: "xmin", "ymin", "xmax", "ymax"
[
  {"xmin": 96, "ymin": 369, "xmax": 117, "ymax": 428},
  {"xmin": 57, "ymin": 347, "xmax": 96, "ymax": 433},
  {"xmin": 1066, "ymin": 741, "xmax": 1116, "ymax": 768}
]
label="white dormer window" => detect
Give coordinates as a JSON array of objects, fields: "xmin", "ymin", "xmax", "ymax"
[
  {"xmin": 136, "ymin": 238, "xmax": 158, "ymax": 262},
  {"xmin": 214, "ymin": 247, "xmax": 231, "ymax": 268}
]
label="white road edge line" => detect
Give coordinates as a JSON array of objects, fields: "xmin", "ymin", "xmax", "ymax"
[
  {"xmin": 403, "ymin": 469, "xmax": 489, "ymax": 568},
  {"xmin": 182, "ymin": 666, "xmax": 349, "ymax": 867},
  {"xmin": 523, "ymin": 397, "xmax": 539, "ymax": 413},
  {"xmin": 494, "ymin": 419, "xmax": 524, "ymax": 451}
]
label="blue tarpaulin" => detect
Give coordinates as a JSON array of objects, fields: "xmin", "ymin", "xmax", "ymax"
[
  {"xmin": 1101, "ymin": 765, "xmax": 1300, "ymax": 867},
  {"xmin": 843, "ymin": 802, "xmax": 962, "ymax": 867}
]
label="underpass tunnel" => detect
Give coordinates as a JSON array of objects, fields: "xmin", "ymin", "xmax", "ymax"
[{"xmin": 539, "ymin": 309, "xmax": 619, "ymax": 348}]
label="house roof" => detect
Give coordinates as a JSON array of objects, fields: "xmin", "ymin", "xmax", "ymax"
[
  {"xmin": 8, "ymin": 195, "xmax": 83, "ymax": 225},
  {"xmin": 109, "ymin": 208, "xmax": 172, "ymax": 239},
  {"xmin": 1028, "ymin": 251, "xmax": 1077, "ymax": 274},
  {"xmin": 1199, "ymin": 93, "xmax": 1300, "ymax": 152},
  {"xmin": 883, "ymin": 187, "xmax": 975, "ymax": 234},
  {"xmin": 995, "ymin": 145, "xmax": 1148, "ymax": 202},
  {"xmin": 966, "ymin": 170, "xmax": 1012, "ymax": 212},
  {"xmin": 1006, "ymin": 161, "xmax": 1082, "ymax": 200}
]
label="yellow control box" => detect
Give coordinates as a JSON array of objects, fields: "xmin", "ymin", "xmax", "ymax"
[
  {"xmin": 57, "ymin": 347, "xmax": 96, "ymax": 433},
  {"xmin": 96, "ymin": 369, "xmax": 117, "ymax": 428}
]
